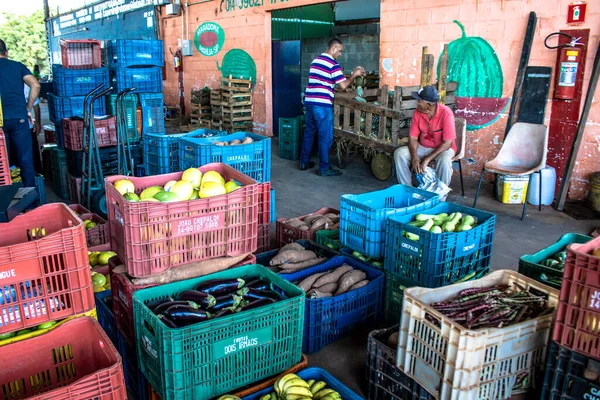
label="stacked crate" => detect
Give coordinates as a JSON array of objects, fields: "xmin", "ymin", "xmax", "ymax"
[
  {"xmin": 210, "ymin": 89, "xmax": 223, "ymax": 130},
  {"xmin": 278, "ymin": 116, "xmax": 304, "ymax": 161},
  {"xmin": 190, "ymin": 88, "xmax": 212, "ymax": 128},
  {"xmin": 220, "ymin": 75, "xmax": 253, "ymax": 133}
]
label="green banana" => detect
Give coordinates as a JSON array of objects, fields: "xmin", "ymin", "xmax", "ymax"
[
  {"xmin": 283, "ymin": 378, "xmax": 310, "ymax": 392},
  {"xmin": 276, "ymin": 374, "xmax": 300, "ymax": 394},
  {"xmin": 313, "ymin": 388, "xmax": 335, "ymax": 399},
  {"xmin": 285, "ymin": 386, "xmax": 313, "ymax": 397},
  {"xmin": 310, "ymin": 381, "xmax": 327, "ymax": 394}
]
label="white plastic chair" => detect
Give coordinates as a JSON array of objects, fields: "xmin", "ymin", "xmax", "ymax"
[{"xmin": 473, "ymin": 123, "xmax": 549, "ymax": 220}]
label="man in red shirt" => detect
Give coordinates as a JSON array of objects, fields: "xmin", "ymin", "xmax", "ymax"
[{"xmin": 394, "ymin": 85, "xmax": 456, "ymax": 186}]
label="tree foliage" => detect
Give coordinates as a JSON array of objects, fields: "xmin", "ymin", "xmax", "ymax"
[{"xmin": 0, "ymin": 10, "xmax": 48, "ymax": 76}]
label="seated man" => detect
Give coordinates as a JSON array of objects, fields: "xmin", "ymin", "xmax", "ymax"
[{"xmin": 394, "ymin": 85, "xmax": 456, "ymax": 186}]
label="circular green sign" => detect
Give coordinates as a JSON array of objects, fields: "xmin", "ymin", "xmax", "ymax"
[{"xmin": 194, "ymin": 22, "xmax": 225, "ymax": 57}]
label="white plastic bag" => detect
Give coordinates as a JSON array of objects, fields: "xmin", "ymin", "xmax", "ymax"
[{"xmin": 416, "ymin": 167, "xmax": 451, "ymax": 198}]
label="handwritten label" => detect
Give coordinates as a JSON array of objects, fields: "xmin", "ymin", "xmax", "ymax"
[
  {"xmin": 118, "ymin": 288, "xmax": 129, "ymax": 307},
  {"xmin": 590, "ymin": 291, "xmax": 600, "ymax": 310},
  {"xmin": 115, "ymin": 208, "xmax": 124, "ymax": 226},
  {"xmin": 213, "ymin": 327, "xmax": 272, "ymax": 359},
  {"xmin": 172, "ymin": 213, "xmax": 226, "ymax": 237}
]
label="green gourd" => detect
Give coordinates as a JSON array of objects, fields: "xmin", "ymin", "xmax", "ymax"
[
  {"xmin": 442, "ymin": 213, "xmax": 462, "ymax": 232},
  {"xmin": 461, "ymin": 215, "xmax": 476, "ymax": 227},
  {"xmin": 431, "ymin": 226, "xmax": 443, "ymax": 234}
]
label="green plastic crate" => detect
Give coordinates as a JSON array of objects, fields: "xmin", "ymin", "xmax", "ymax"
[
  {"xmin": 49, "ymin": 147, "xmax": 69, "ymax": 200},
  {"xmin": 132, "ymin": 264, "xmax": 305, "ymax": 400},
  {"xmin": 278, "ymin": 116, "xmax": 302, "ymax": 142},
  {"xmin": 519, "ymin": 233, "xmax": 592, "ymax": 289},
  {"xmin": 278, "ymin": 138, "xmax": 302, "ymax": 161},
  {"xmin": 315, "ymin": 229, "xmax": 342, "ymax": 251},
  {"xmin": 106, "ymin": 93, "xmax": 139, "ymax": 142}
]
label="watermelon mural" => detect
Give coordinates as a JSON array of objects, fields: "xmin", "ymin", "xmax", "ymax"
[
  {"xmin": 438, "ymin": 20, "xmax": 509, "ymax": 131},
  {"xmin": 217, "ymin": 49, "xmax": 257, "ymax": 87},
  {"xmin": 194, "ymin": 22, "xmax": 225, "ymax": 57}
]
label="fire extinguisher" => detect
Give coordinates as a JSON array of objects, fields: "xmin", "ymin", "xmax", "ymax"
[{"xmin": 545, "ymin": 32, "xmax": 585, "ymax": 100}]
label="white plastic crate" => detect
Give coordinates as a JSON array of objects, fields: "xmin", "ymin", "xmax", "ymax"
[{"xmin": 397, "ymin": 269, "xmax": 559, "ymax": 400}]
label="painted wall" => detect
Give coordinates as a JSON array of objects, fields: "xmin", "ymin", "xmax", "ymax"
[{"xmin": 379, "ymin": 0, "xmax": 600, "ymax": 200}]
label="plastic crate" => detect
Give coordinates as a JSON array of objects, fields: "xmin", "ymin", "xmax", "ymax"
[
  {"xmin": 271, "ymin": 189, "xmax": 276, "ymax": 223},
  {"xmin": 340, "ymin": 247, "xmax": 383, "ymax": 269},
  {"xmin": 60, "ymin": 39, "xmax": 102, "ymax": 69},
  {"xmin": 139, "ymin": 93, "xmax": 165, "ymax": 135},
  {"xmin": 278, "ymin": 116, "xmax": 303, "ymax": 142},
  {"xmin": 66, "ymin": 142, "xmax": 142, "ymax": 178},
  {"xmin": 52, "ymin": 64, "xmax": 109, "ymax": 96},
  {"xmin": 276, "ymin": 207, "xmax": 339, "ymax": 246},
  {"xmin": 257, "ymin": 223, "xmax": 271, "ymax": 254},
  {"xmin": 553, "ymin": 236, "xmax": 600, "ymax": 360},
  {"xmin": 384, "ymin": 202, "xmax": 496, "ymax": 288},
  {"xmin": 111, "ymin": 66, "xmax": 163, "ymax": 93},
  {"xmin": 0, "ymin": 129, "xmax": 10, "ymax": 186},
  {"xmin": 67, "ymin": 173, "xmax": 81, "ymax": 203},
  {"xmin": 367, "ymin": 326, "xmax": 433, "ymax": 400},
  {"xmin": 143, "ymin": 132, "xmax": 194, "ymax": 175},
  {"xmin": 132, "ymin": 264, "xmax": 304, "ymax": 400},
  {"xmin": 258, "ymin": 182, "xmax": 272, "ymax": 225},
  {"xmin": 107, "ymin": 39, "xmax": 165, "ymax": 67},
  {"xmin": 316, "ymin": 229, "xmax": 342, "ymax": 251},
  {"xmin": 12, "ymin": 174, "xmax": 46, "ymax": 205},
  {"xmin": 80, "ymin": 212, "xmax": 109, "ymax": 247},
  {"xmin": 96, "ymin": 289, "xmax": 118, "ymax": 346},
  {"xmin": 242, "ymin": 367, "xmax": 362, "ymax": 400},
  {"xmin": 48, "ymin": 93, "xmax": 107, "ymax": 123},
  {"xmin": 541, "ymin": 341, "xmax": 600, "ymax": 400},
  {"xmin": 69, "ymin": 203, "xmax": 91, "ymax": 215},
  {"xmin": 340, "ymin": 185, "xmax": 440, "ymax": 259},
  {"xmin": 255, "ymin": 239, "xmax": 338, "ymax": 269},
  {"xmin": 54, "ymin": 122, "xmax": 64, "ymax": 148},
  {"xmin": 279, "ymin": 255, "xmax": 384, "ymax": 353},
  {"xmin": 106, "ymin": 163, "xmax": 259, "ymax": 278},
  {"xmin": 519, "ymin": 233, "xmax": 591, "ymax": 289},
  {"xmin": 179, "ymin": 132, "xmax": 272, "ymax": 182},
  {"xmin": 278, "ymin": 138, "xmax": 302, "ymax": 161},
  {"xmin": 63, "ymin": 115, "xmax": 118, "ymax": 151},
  {"xmin": 0, "ymin": 317, "xmax": 126, "ymax": 399},
  {"xmin": 49, "ymin": 147, "xmax": 69, "ymax": 199},
  {"xmin": 116, "ymin": 329, "xmax": 149, "ymax": 400},
  {"xmin": 0, "ymin": 204, "xmax": 95, "ymax": 335},
  {"xmin": 231, "ymin": 354, "xmax": 308, "ymax": 397},
  {"xmin": 43, "ymin": 125, "xmax": 56, "ymax": 144},
  {"xmin": 107, "ymin": 93, "xmax": 139, "ymax": 142},
  {"xmin": 397, "ymin": 270, "xmax": 559, "ymax": 400}
]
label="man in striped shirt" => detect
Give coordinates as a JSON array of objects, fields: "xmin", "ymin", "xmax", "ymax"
[{"xmin": 300, "ymin": 38, "xmax": 365, "ymax": 176}]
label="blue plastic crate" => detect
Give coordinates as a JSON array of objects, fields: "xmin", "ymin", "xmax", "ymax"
[
  {"xmin": 139, "ymin": 93, "xmax": 165, "ymax": 135},
  {"xmin": 340, "ymin": 185, "xmax": 440, "ymax": 259},
  {"xmin": 179, "ymin": 132, "xmax": 271, "ymax": 182},
  {"xmin": 255, "ymin": 239, "xmax": 339, "ymax": 268},
  {"xmin": 143, "ymin": 132, "xmax": 191, "ymax": 175},
  {"xmin": 279, "ymin": 255, "xmax": 384, "ymax": 353},
  {"xmin": 95, "ymin": 290, "xmax": 118, "ymax": 346},
  {"xmin": 12, "ymin": 174, "xmax": 46, "ymax": 204},
  {"xmin": 48, "ymin": 93, "xmax": 107, "ymax": 124},
  {"xmin": 110, "ymin": 66, "xmax": 163, "ymax": 93},
  {"xmin": 135, "ymin": 164, "xmax": 146, "ymax": 177},
  {"xmin": 106, "ymin": 94, "xmax": 139, "ymax": 142},
  {"xmin": 107, "ymin": 39, "xmax": 164, "ymax": 67},
  {"xmin": 116, "ymin": 330, "xmax": 149, "ymax": 400},
  {"xmin": 270, "ymin": 189, "xmax": 276, "ymax": 223},
  {"xmin": 54, "ymin": 122, "xmax": 64, "ymax": 148},
  {"xmin": 52, "ymin": 65, "xmax": 109, "ymax": 97},
  {"xmin": 66, "ymin": 143, "xmax": 142, "ymax": 178},
  {"xmin": 243, "ymin": 367, "xmax": 362, "ymax": 400},
  {"xmin": 384, "ymin": 202, "xmax": 496, "ymax": 288}
]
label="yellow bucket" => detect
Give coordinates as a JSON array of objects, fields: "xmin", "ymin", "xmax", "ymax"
[{"xmin": 588, "ymin": 172, "xmax": 600, "ymax": 212}]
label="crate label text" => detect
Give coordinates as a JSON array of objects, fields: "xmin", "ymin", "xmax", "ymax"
[
  {"xmin": 590, "ymin": 291, "xmax": 600, "ymax": 310},
  {"xmin": 225, "ymin": 154, "xmax": 251, "ymax": 163},
  {"xmin": 213, "ymin": 327, "xmax": 272, "ymax": 359},
  {"xmin": 583, "ymin": 388, "xmax": 600, "ymax": 399},
  {"xmin": 173, "ymin": 213, "xmax": 226, "ymax": 237},
  {"xmin": 455, "ymin": 236, "xmax": 481, "ymax": 258},
  {"xmin": 400, "ymin": 240, "xmax": 420, "ymax": 256},
  {"xmin": 118, "ymin": 288, "xmax": 129, "ymax": 307},
  {"xmin": 0, "ymin": 269, "xmax": 16, "ymax": 280}
]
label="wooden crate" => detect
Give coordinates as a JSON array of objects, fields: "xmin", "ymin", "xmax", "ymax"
[
  {"xmin": 190, "ymin": 103, "xmax": 211, "ymax": 116},
  {"xmin": 221, "ymin": 75, "xmax": 252, "ymax": 92},
  {"xmin": 221, "ymin": 91, "xmax": 252, "ymax": 106},
  {"xmin": 210, "ymin": 89, "xmax": 223, "ymax": 106},
  {"xmin": 191, "ymin": 89, "xmax": 210, "ymax": 105},
  {"xmin": 190, "ymin": 119, "xmax": 211, "ymax": 128}
]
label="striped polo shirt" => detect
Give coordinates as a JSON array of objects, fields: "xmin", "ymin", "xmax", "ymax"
[{"xmin": 305, "ymin": 53, "xmax": 346, "ymax": 107}]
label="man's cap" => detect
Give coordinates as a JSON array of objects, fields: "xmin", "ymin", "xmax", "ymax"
[{"xmin": 411, "ymin": 85, "xmax": 439, "ymax": 102}]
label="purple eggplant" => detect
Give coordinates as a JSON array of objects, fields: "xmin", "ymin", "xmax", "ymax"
[
  {"xmin": 210, "ymin": 294, "xmax": 243, "ymax": 312},
  {"xmin": 158, "ymin": 314, "xmax": 178, "ymax": 328},
  {"xmin": 164, "ymin": 304, "xmax": 211, "ymax": 325},
  {"xmin": 154, "ymin": 300, "xmax": 198, "ymax": 316},
  {"xmin": 243, "ymin": 288, "xmax": 281, "ymax": 302},
  {"xmin": 214, "ymin": 307, "xmax": 238, "ymax": 319},
  {"xmin": 176, "ymin": 290, "xmax": 216, "ymax": 309},
  {"xmin": 195, "ymin": 278, "xmax": 245, "ymax": 296},
  {"xmin": 245, "ymin": 279, "xmax": 269, "ymax": 291},
  {"xmin": 146, "ymin": 297, "xmax": 173, "ymax": 312},
  {"xmin": 241, "ymin": 298, "xmax": 275, "ymax": 311}
]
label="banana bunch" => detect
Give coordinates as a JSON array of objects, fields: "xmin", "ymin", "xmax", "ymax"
[
  {"xmin": 10, "ymin": 167, "xmax": 20, "ymax": 178},
  {"xmin": 260, "ymin": 374, "xmax": 341, "ymax": 400},
  {"xmin": 217, "ymin": 396, "xmax": 241, "ymax": 400}
]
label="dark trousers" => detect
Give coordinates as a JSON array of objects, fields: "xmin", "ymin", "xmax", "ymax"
[
  {"xmin": 300, "ymin": 105, "xmax": 334, "ymax": 171},
  {"xmin": 3, "ymin": 118, "xmax": 35, "ymax": 187}
]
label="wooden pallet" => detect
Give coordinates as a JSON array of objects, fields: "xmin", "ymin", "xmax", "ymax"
[
  {"xmin": 190, "ymin": 118, "xmax": 212, "ymax": 128},
  {"xmin": 210, "ymin": 90, "xmax": 223, "ymax": 106},
  {"xmin": 221, "ymin": 91, "xmax": 252, "ymax": 106},
  {"xmin": 222, "ymin": 105, "xmax": 252, "ymax": 123},
  {"xmin": 191, "ymin": 90, "xmax": 211, "ymax": 105},
  {"xmin": 221, "ymin": 75, "xmax": 253, "ymax": 92}
]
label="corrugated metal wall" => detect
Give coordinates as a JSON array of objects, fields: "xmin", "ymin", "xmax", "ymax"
[{"xmin": 271, "ymin": 3, "xmax": 334, "ymax": 41}]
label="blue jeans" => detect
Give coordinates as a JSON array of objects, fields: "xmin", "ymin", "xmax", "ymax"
[
  {"xmin": 300, "ymin": 105, "xmax": 334, "ymax": 171},
  {"xmin": 3, "ymin": 118, "xmax": 35, "ymax": 187}
]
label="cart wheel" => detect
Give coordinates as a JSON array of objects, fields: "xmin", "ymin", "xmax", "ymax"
[
  {"xmin": 92, "ymin": 189, "xmax": 108, "ymax": 219},
  {"xmin": 371, "ymin": 154, "xmax": 393, "ymax": 181}
]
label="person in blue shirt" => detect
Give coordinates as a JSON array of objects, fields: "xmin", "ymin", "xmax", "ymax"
[{"xmin": 0, "ymin": 39, "xmax": 40, "ymax": 187}]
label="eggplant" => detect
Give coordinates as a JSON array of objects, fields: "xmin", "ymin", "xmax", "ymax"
[
  {"xmin": 195, "ymin": 278, "xmax": 245, "ymax": 296},
  {"xmin": 210, "ymin": 294, "xmax": 243, "ymax": 312},
  {"xmin": 243, "ymin": 288, "xmax": 281, "ymax": 302},
  {"xmin": 245, "ymin": 279, "xmax": 269, "ymax": 291},
  {"xmin": 146, "ymin": 297, "xmax": 173, "ymax": 312},
  {"xmin": 241, "ymin": 298, "xmax": 275, "ymax": 311},
  {"xmin": 269, "ymin": 283, "xmax": 288, "ymax": 300},
  {"xmin": 176, "ymin": 290, "xmax": 216, "ymax": 308},
  {"xmin": 154, "ymin": 300, "xmax": 198, "ymax": 316},
  {"xmin": 214, "ymin": 307, "xmax": 237, "ymax": 319},
  {"xmin": 158, "ymin": 314, "xmax": 178, "ymax": 328},
  {"xmin": 164, "ymin": 304, "xmax": 211, "ymax": 325}
]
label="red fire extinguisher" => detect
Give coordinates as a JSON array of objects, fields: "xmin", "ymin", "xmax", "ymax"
[{"xmin": 545, "ymin": 32, "xmax": 585, "ymax": 100}]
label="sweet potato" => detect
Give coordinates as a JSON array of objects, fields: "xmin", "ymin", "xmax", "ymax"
[
  {"xmin": 298, "ymin": 225, "xmax": 309, "ymax": 231},
  {"xmin": 316, "ymin": 282, "xmax": 338, "ymax": 294},
  {"xmin": 242, "ymin": 136, "xmax": 253, "ymax": 144},
  {"xmin": 278, "ymin": 257, "xmax": 324, "ymax": 271},
  {"xmin": 214, "ymin": 142, "xmax": 225, "ymax": 146},
  {"xmin": 327, "ymin": 222, "xmax": 340, "ymax": 230},
  {"xmin": 284, "ymin": 218, "xmax": 304, "ymax": 228},
  {"xmin": 279, "ymin": 242, "xmax": 304, "ymax": 252},
  {"xmin": 348, "ymin": 279, "xmax": 369, "ymax": 291},
  {"xmin": 388, "ymin": 332, "xmax": 399, "ymax": 348},
  {"xmin": 310, "ymin": 217, "xmax": 332, "ymax": 231},
  {"xmin": 270, "ymin": 250, "xmax": 317, "ymax": 266},
  {"xmin": 229, "ymin": 139, "xmax": 242, "ymax": 145},
  {"xmin": 323, "ymin": 213, "xmax": 339, "ymax": 220},
  {"xmin": 313, "ymin": 265, "xmax": 353, "ymax": 287},
  {"xmin": 334, "ymin": 270, "xmax": 367, "ymax": 295},
  {"xmin": 307, "ymin": 289, "xmax": 332, "ymax": 299},
  {"xmin": 302, "ymin": 214, "xmax": 322, "ymax": 224},
  {"xmin": 298, "ymin": 272, "xmax": 328, "ymax": 292}
]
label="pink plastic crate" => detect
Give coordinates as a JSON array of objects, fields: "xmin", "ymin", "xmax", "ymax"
[
  {"xmin": 63, "ymin": 116, "xmax": 117, "ymax": 151},
  {"xmin": 106, "ymin": 163, "xmax": 259, "ymax": 278},
  {"xmin": 60, "ymin": 39, "xmax": 102, "ymax": 69}
]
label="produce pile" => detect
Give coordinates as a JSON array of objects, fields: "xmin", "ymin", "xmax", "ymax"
[
  {"xmin": 349, "ymin": 250, "xmax": 382, "ymax": 268},
  {"xmin": 219, "ymin": 373, "xmax": 345, "ymax": 400},
  {"xmin": 428, "ymin": 284, "xmax": 554, "ymax": 330},
  {"xmin": 83, "ymin": 218, "xmax": 100, "ymax": 230},
  {"xmin": 0, "ymin": 321, "xmax": 59, "ymax": 340},
  {"xmin": 113, "ymin": 167, "xmax": 242, "ymax": 202},
  {"xmin": 213, "ymin": 137, "xmax": 254, "ymax": 146},
  {"xmin": 269, "ymin": 243, "xmax": 326, "ymax": 273},
  {"xmin": 283, "ymin": 212, "xmax": 340, "ymax": 232},
  {"xmin": 404, "ymin": 212, "xmax": 478, "ymax": 240},
  {"xmin": 88, "ymin": 250, "xmax": 116, "ymax": 292},
  {"xmin": 539, "ymin": 250, "xmax": 567, "ymax": 271},
  {"xmin": 296, "ymin": 265, "xmax": 369, "ymax": 299},
  {"xmin": 146, "ymin": 277, "xmax": 287, "ymax": 328},
  {"xmin": 9, "ymin": 166, "xmax": 21, "ymax": 183}
]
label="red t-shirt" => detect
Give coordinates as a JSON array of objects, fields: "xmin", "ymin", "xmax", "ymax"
[{"xmin": 409, "ymin": 104, "xmax": 456, "ymax": 153}]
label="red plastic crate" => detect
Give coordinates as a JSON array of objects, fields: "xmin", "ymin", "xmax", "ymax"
[
  {"xmin": 276, "ymin": 207, "xmax": 339, "ymax": 246},
  {"xmin": 69, "ymin": 203, "xmax": 91, "ymax": 215},
  {"xmin": 44, "ymin": 126, "xmax": 56, "ymax": 144},
  {"xmin": 81, "ymin": 212, "xmax": 109, "ymax": 247},
  {"xmin": 553, "ymin": 236, "xmax": 600, "ymax": 359},
  {"xmin": 0, "ymin": 203, "xmax": 94, "ymax": 335},
  {"xmin": 0, "ymin": 129, "xmax": 11, "ymax": 186},
  {"xmin": 67, "ymin": 174, "xmax": 82, "ymax": 204},
  {"xmin": 0, "ymin": 316, "xmax": 126, "ymax": 400},
  {"xmin": 106, "ymin": 163, "xmax": 259, "ymax": 278},
  {"xmin": 257, "ymin": 223, "xmax": 271, "ymax": 253},
  {"xmin": 63, "ymin": 116, "xmax": 117, "ymax": 151},
  {"xmin": 112, "ymin": 252, "xmax": 257, "ymax": 344},
  {"xmin": 258, "ymin": 182, "xmax": 271, "ymax": 225},
  {"xmin": 60, "ymin": 39, "xmax": 102, "ymax": 70}
]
